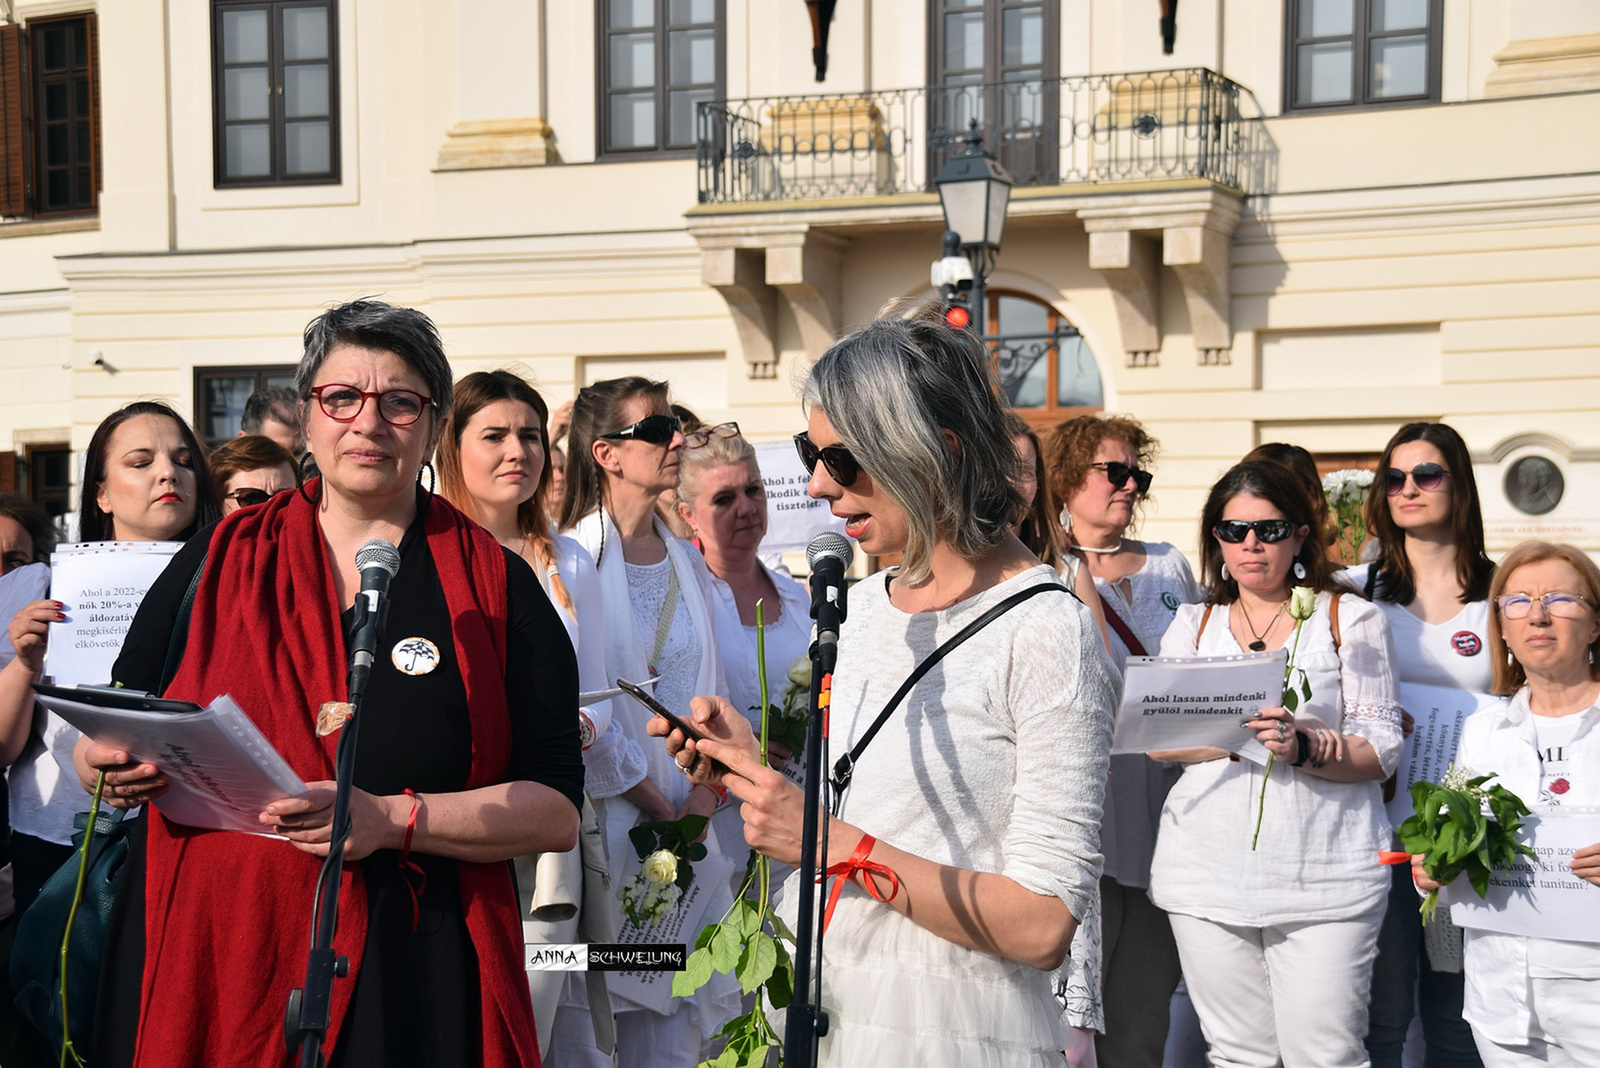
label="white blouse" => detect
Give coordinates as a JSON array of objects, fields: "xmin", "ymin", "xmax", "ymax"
[
  {"xmin": 1340, "ymin": 564, "xmax": 1493, "ymax": 694},
  {"xmin": 1148, "ymin": 591, "xmax": 1403, "ymax": 925}
]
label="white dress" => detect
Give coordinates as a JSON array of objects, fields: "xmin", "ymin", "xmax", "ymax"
[
  {"xmin": 1149, "ymin": 592, "xmax": 1404, "ymax": 925},
  {"xmin": 778, "ymin": 565, "xmax": 1117, "ymax": 1067}
]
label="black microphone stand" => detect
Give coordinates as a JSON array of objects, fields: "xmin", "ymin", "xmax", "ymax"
[
  {"xmin": 284, "ymin": 594, "xmax": 382, "ymax": 1067},
  {"xmin": 785, "ymin": 604, "xmax": 843, "ymax": 1067}
]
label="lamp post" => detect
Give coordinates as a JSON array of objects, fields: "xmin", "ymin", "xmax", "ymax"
[{"xmin": 933, "ymin": 120, "xmax": 1014, "ymax": 339}]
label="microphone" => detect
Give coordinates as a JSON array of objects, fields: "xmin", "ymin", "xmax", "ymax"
[
  {"xmin": 347, "ymin": 538, "xmax": 400, "ymax": 704},
  {"xmin": 806, "ymin": 531, "xmax": 853, "ymax": 668}
]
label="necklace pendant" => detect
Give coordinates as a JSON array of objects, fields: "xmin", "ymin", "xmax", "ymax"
[{"xmin": 1248, "ymin": 640, "xmax": 1267, "ymax": 652}]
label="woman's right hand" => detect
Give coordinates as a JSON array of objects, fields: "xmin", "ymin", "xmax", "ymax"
[
  {"xmin": 76, "ymin": 737, "xmax": 169, "ymax": 808},
  {"xmin": 647, "ymin": 695, "xmax": 759, "ymax": 785},
  {"xmin": 1410, "ymin": 853, "xmax": 1443, "ymax": 893},
  {"xmin": 8, "ymin": 599, "xmax": 63, "ymax": 676}
]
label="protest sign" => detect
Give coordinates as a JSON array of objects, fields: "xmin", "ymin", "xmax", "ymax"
[
  {"xmin": 755, "ymin": 440, "xmax": 845, "ymax": 554},
  {"xmin": 1386, "ymin": 683, "xmax": 1497, "ymax": 825},
  {"xmin": 46, "ymin": 541, "xmax": 181, "ymax": 686},
  {"xmin": 1114, "ymin": 651, "xmax": 1286, "ymax": 765},
  {"xmin": 1444, "ymin": 808, "xmax": 1600, "ymax": 944}
]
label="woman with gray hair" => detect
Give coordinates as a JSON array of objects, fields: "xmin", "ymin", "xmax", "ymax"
[
  {"xmin": 74, "ymin": 299, "xmax": 582, "ymax": 1066},
  {"xmin": 654, "ymin": 307, "xmax": 1117, "ymax": 1065}
]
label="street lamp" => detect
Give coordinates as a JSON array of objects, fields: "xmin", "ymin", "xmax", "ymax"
[{"xmin": 934, "ymin": 120, "xmax": 1013, "ymax": 338}]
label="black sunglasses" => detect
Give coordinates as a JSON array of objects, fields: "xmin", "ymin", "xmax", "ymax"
[
  {"xmin": 601, "ymin": 414, "xmax": 681, "ymax": 445},
  {"xmin": 1213, "ymin": 519, "xmax": 1297, "ymax": 544},
  {"xmin": 1091, "ymin": 460, "xmax": 1153, "ymax": 495},
  {"xmin": 793, "ymin": 432, "xmax": 861, "ymax": 488},
  {"xmin": 1386, "ymin": 463, "xmax": 1449, "ymax": 495},
  {"xmin": 224, "ymin": 487, "xmax": 273, "ymax": 508}
]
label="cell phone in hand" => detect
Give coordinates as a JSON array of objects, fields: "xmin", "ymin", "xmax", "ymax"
[{"xmin": 615, "ymin": 677, "xmax": 703, "ymax": 742}]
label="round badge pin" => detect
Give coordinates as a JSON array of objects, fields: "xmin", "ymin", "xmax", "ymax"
[
  {"xmin": 392, "ymin": 636, "xmax": 441, "ymax": 676},
  {"xmin": 1451, "ymin": 631, "xmax": 1482, "ymax": 657}
]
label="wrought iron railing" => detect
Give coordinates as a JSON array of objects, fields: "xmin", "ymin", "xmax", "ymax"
[{"xmin": 696, "ymin": 68, "xmax": 1251, "ymax": 205}]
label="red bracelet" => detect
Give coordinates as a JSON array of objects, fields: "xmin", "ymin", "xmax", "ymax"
[
  {"xmin": 820, "ymin": 833, "xmax": 900, "ymax": 934},
  {"xmin": 398, "ymin": 789, "xmax": 427, "ymax": 932},
  {"xmin": 696, "ymin": 782, "xmax": 729, "ymax": 805}
]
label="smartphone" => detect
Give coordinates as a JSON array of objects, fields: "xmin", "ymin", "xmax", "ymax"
[{"xmin": 615, "ymin": 677, "xmax": 703, "ymax": 742}]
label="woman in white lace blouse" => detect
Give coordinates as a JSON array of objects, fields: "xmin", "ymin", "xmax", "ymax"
[{"xmin": 1148, "ymin": 459, "xmax": 1403, "ymax": 1068}]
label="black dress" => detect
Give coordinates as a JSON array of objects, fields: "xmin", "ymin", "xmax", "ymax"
[{"xmin": 92, "ymin": 508, "xmax": 583, "ymax": 1067}]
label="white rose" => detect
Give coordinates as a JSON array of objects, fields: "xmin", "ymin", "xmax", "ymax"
[
  {"xmin": 641, "ymin": 848, "xmax": 678, "ymax": 889},
  {"xmin": 787, "ymin": 656, "xmax": 812, "ymax": 689},
  {"xmin": 1288, "ymin": 586, "xmax": 1317, "ymax": 622}
]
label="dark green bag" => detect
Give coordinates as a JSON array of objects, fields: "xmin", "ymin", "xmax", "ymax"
[{"xmin": 9, "ymin": 806, "xmax": 129, "ymax": 1061}]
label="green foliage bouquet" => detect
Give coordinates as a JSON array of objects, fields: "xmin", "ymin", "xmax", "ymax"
[{"xmin": 1394, "ymin": 763, "xmax": 1536, "ymax": 924}]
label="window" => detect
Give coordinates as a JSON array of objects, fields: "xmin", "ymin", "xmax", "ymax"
[
  {"xmin": 986, "ymin": 292, "xmax": 1102, "ymax": 425},
  {"xmin": 0, "ymin": 14, "xmax": 100, "ymax": 219},
  {"xmin": 1286, "ymin": 0, "xmax": 1441, "ymax": 111},
  {"xmin": 598, "ymin": 0, "xmax": 723, "ymax": 157},
  {"xmin": 195, "ymin": 365, "xmax": 298, "ymax": 448},
  {"xmin": 212, "ymin": 0, "xmax": 339, "ymax": 186},
  {"xmin": 24, "ymin": 443, "xmax": 71, "ymax": 521},
  {"xmin": 928, "ymin": 0, "xmax": 1058, "ymax": 184}
]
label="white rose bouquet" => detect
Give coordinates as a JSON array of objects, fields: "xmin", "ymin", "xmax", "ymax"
[
  {"xmin": 619, "ymin": 817, "xmax": 707, "ymax": 928},
  {"xmin": 1321, "ymin": 468, "xmax": 1375, "ymax": 564}
]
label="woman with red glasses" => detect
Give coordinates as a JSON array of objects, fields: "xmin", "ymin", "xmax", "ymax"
[
  {"xmin": 1041, "ymin": 413, "xmax": 1200, "ymax": 1067},
  {"xmin": 74, "ymin": 301, "xmax": 583, "ymax": 1066},
  {"xmin": 1147, "ymin": 460, "xmax": 1401, "ymax": 1067},
  {"xmin": 552, "ymin": 377, "xmax": 740, "ymax": 1067},
  {"xmin": 658, "ymin": 306, "xmax": 1117, "ymax": 1066},
  {"xmin": 1344, "ymin": 422, "xmax": 1494, "ymax": 1068},
  {"xmin": 1411, "ymin": 541, "xmax": 1600, "ymax": 1066}
]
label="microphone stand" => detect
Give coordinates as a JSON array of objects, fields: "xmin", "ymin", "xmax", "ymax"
[
  {"xmin": 785, "ymin": 617, "xmax": 839, "ymax": 1067},
  {"xmin": 284, "ymin": 595, "xmax": 379, "ymax": 1067}
]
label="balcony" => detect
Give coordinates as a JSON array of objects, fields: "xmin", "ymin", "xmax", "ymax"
[{"xmin": 695, "ymin": 68, "xmax": 1255, "ymax": 206}]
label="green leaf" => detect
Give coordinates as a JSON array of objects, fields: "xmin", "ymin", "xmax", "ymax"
[
  {"xmin": 768, "ymin": 911, "xmax": 797, "ymax": 944},
  {"xmin": 708, "ymin": 925, "xmax": 740, "ymax": 974},
  {"xmin": 689, "ymin": 843, "xmax": 709, "ymax": 862},
  {"xmin": 674, "ymin": 947, "xmax": 713, "ymax": 997},
  {"xmin": 676, "ymin": 814, "xmax": 710, "ymax": 842},
  {"xmin": 734, "ymin": 899, "xmax": 762, "ymax": 940},
  {"xmin": 712, "ymin": 1043, "xmax": 742, "ymax": 1068},
  {"xmin": 1283, "ymin": 690, "xmax": 1298, "ymax": 713},
  {"xmin": 765, "ymin": 959, "xmax": 793, "ymax": 1009},
  {"xmin": 737, "ymin": 933, "xmax": 779, "ymax": 994},
  {"xmin": 695, "ymin": 924, "xmax": 718, "ymax": 951},
  {"xmin": 740, "ymin": 1043, "xmax": 776, "ymax": 1068},
  {"xmin": 1468, "ymin": 863, "xmax": 1489, "ymax": 899},
  {"xmin": 628, "ymin": 825, "xmax": 658, "ymax": 858}
]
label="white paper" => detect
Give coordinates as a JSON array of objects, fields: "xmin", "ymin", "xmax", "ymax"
[
  {"xmin": 45, "ymin": 541, "xmax": 181, "ymax": 686},
  {"xmin": 1114, "ymin": 651, "xmax": 1286, "ymax": 765},
  {"xmin": 34, "ymin": 689, "xmax": 307, "ymax": 835},
  {"xmin": 0, "ymin": 563, "xmax": 51, "ymax": 667},
  {"xmin": 754, "ymin": 441, "xmax": 847, "ymax": 555},
  {"xmin": 1386, "ymin": 683, "xmax": 1498, "ymax": 825},
  {"xmin": 1443, "ymin": 808, "xmax": 1600, "ymax": 944},
  {"xmin": 605, "ymin": 850, "xmax": 736, "ymax": 1013}
]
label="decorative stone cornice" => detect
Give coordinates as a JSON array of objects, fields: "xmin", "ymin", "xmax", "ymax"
[{"xmin": 435, "ymin": 118, "xmax": 558, "ymax": 171}]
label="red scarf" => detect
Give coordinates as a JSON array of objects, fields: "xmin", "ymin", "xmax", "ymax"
[{"xmin": 134, "ymin": 483, "xmax": 540, "ymax": 1066}]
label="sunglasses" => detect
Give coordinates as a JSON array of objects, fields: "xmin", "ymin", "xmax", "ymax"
[
  {"xmin": 1385, "ymin": 463, "xmax": 1449, "ymax": 495},
  {"xmin": 685, "ymin": 421, "xmax": 740, "ymax": 449},
  {"xmin": 793, "ymin": 432, "xmax": 861, "ymax": 488},
  {"xmin": 309, "ymin": 384, "xmax": 433, "ymax": 427},
  {"xmin": 601, "ymin": 414, "xmax": 681, "ymax": 445},
  {"xmin": 1213, "ymin": 519, "xmax": 1297, "ymax": 544},
  {"xmin": 1496, "ymin": 592, "xmax": 1590, "ymax": 620},
  {"xmin": 1091, "ymin": 460, "xmax": 1153, "ymax": 495},
  {"xmin": 224, "ymin": 487, "xmax": 273, "ymax": 508}
]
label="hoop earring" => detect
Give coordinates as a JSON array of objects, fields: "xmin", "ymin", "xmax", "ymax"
[
  {"xmin": 1220, "ymin": 563, "xmax": 1229, "ymax": 581},
  {"xmin": 1293, "ymin": 560, "xmax": 1307, "ymax": 581},
  {"xmin": 296, "ymin": 453, "xmax": 322, "ymax": 505},
  {"xmin": 418, "ymin": 460, "xmax": 436, "ymax": 499}
]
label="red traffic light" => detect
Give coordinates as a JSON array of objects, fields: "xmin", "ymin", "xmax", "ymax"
[{"xmin": 944, "ymin": 305, "xmax": 971, "ymax": 330}]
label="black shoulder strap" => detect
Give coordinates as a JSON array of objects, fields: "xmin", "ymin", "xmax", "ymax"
[
  {"xmin": 1363, "ymin": 559, "xmax": 1379, "ymax": 600},
  {"xmin": 156, "ymin": 549, "xmax": 208, "ymax": 696},
  {"xmin": 829, "ymin": 581, "xmax": 1071, "ymax": 813}
]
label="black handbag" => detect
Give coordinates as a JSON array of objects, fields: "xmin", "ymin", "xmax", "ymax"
[{"xmin": 8, "ymin": 550, "xmax": 206, "ymax": 1058}]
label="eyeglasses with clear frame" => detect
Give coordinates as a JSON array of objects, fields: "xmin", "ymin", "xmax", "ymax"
[
  {"xmin": 1495, "ymin": 591, "xmax": 1592, "ymax": 620},
  {"xmin": 309, "ymin": 384, "xmax": 434, "ymax": 427},
  {"xmin": 684, "ymin": 421, "xmax": 740, "ymax": 449}
]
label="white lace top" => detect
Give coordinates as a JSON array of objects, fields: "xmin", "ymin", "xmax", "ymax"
[
  {"xmin": 1148, "ymin": 591, "xmax": 1404, "ymax": 924},
  {"xmin": 626, "ymin": 557, "xmax": 706, "ymax": 808}
]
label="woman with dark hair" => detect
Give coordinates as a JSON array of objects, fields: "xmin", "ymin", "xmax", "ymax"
[
  {"xmin": 1244, "ymin": 441, "xmax": 1330, "ymax": 542},
  {"xmin": 1412, "ymin": 541, "xmax": 1600, "ymax": 1066},
  {"xmin": 1041, "ymin": 411, "xmax": 1198, "ymax": 1066},
  {"xmin": 1148, "ymin": 460, "xmax": 1401, "ymax": 1067},
  {"xmin": 1344, "ymin": 422, "xmax": 1493, "ymax": 1068},
  {"xmin": 209, "ymin": 433, "xmax": 299, "ymax": 513},
  {"xmin": 74, "ymin": 300, "xmax": 582, "ymax": 1066},
  {"xmin": 656, "ymin": 307, "xmax": 1116, "ymax": 1065},
  {"xmin": 553, "ymin": 377, "xmax": 739, "ymax": 1067}
]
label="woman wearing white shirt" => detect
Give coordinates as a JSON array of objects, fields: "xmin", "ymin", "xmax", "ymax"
[
  {"xmin": 1412, "ymin": 541, "xmax": 1600, "ymax": 1067},
  {"xmin": 1149, "ymin": 460, "xmax": 1402, "ymax": 1068},
  {"xmin": 1344, "ymin": 423, "xmax": 1494, "ymax": 1068},
  {"xmin": 434, "ymin": 370, "xmax": 640, "ymax": 1058},
  {"xmin": 553, "ymin": 376, "xmax": 739, "ymax": 1066}
]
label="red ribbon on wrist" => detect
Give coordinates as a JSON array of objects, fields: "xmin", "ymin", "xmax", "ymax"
[
  {"xmin": 1377, "ymin": 850, "xmax": 1411, "ymax": 866},
  {"xmin": 398, "ymin": 788, "xmax": 427, "ymax": 932},
  {"xmin": 820, "ymin": 833, "xmax": 900, "ymax": 934}
]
